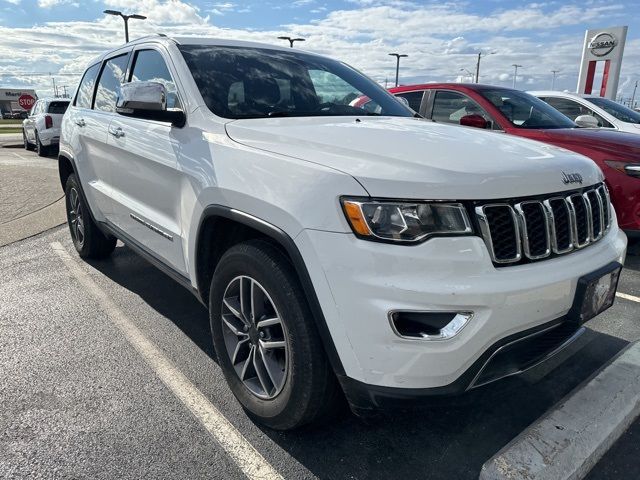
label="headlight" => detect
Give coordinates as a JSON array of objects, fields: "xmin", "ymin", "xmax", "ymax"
[{"xmin": 341, "ymin": 198, "xmax": 473, "ymax": 243}]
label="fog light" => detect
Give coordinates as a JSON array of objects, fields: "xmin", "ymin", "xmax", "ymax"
[{"xmin": 389, "ymin": 311, "xmax": 473, "ymax": 340}]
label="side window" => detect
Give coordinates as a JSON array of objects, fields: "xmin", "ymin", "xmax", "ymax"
[
  {"xmin": 95, "ymin": 53, "xmax": 130, "ymax": 112},
  {"xmin": 395, "ymin": 91, "xmax": 424, "ymax": 112},
  {"xmin": 29, "ymin": 101, "xmax": 39, "ymax": 115},
  {"xmin": 544, "ymin": 97, "xmax": 613, "ymax": 128},
  {"xmin": 130, "ymin": 49, "xmax": 180, "ymax": 109},
  {"xmin": 432, "ymin": 91, "xmax": 496, "ymax": 128},
  {"xmin": 75, "ymin": 63, "xmax": 100, "ymax": 109}
]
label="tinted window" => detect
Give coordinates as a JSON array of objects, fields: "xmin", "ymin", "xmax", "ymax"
[
  {"xmin": 178, "ymin": 45, "xmax": 412, "ymax": 119},
  {"xmin": 542, "ymin": 97, "xmax": 612, "ymax": 128},
  {"xmin": 432, "ymin": 90, "xmax": 496, "ymax": 128},
  {"xmin": 130, "ymin": 49, "xmax": 180, "ymax": 109},
  {"xmin": 95, "ymin": 54, "xmax": 130, "ymax": 112},
  {"xmin": 588, "ymin": 97, "xmax": 640, "ymax": 124},
  {"xmin": 47, "ymin": 101, "xmax": 70, "ymax": 114},
  {"xmin": 482, "ymin": 89, "xmax": 576, "ymax": 129},
  {"xmin": 75, "ymin": 63, "xmax": 100, "ymax": 109},
  {"xmin": 396, "ymin": 91, "xmax": 424, "ymax": 111}
]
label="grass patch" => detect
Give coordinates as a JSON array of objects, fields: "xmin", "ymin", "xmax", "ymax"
[
  {"xmin": 0, "ymin": 128, "xmax": 23, "ymax": 134},
  {"xmin": 0, "ymin": 119, "xmax": 23, "ymax": 125}
]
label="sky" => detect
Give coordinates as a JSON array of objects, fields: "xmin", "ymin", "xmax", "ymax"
[{"xmin": 0, "ymin": 0, "xmax": 638, "ymax": 101}]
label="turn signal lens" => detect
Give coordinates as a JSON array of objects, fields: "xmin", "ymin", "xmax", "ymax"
[
  {"xmin": 341, "ymin": 198, "xmax": 472, "ymax": 243},
  {"xmin": 343, "ymin": 201, "xmax": 372, "ymax": 236}
]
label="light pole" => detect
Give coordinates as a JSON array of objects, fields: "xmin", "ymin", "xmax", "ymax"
[
  {"xmin": 475, "ymin": 51, "xmax": 496, "ymax": 84},
  {"xmin": 389, "ymin": 53, "xmax": 408, "ymax": 87},
  {"xmin": 512, "ymin": 64, "xmax": 523, "ymax": 88},
  {"xmin": 460, "ymin": 68, "xmax": 474, "ymax": 83},
  {"xmin": 104, "ymin": 10, "xmax": 147, "ymax": 43},
  {"xmin": 277, "ymin": 36, "xmax": 305, "ymax": 48},
  {"xmin": 551, "ymin": 70, "xmax": 560, "ymax": 90},
  {"xmin": 632, "ymin": 81, "xmax": 638, "ymax": 110}
]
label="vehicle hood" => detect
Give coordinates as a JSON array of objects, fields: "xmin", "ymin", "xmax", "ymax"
[
  {"xmin": 225, "ymin": 116, "xmax": 603, "ymax": 199},
  {"xmin": 533, "ymin": 128, "xmax": 640, "ymax": 159}
]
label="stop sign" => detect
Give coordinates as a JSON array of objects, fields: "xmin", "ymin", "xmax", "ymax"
[{"xmin": 18, "ymin": 94, "xmax": 35, "ymax": 110}]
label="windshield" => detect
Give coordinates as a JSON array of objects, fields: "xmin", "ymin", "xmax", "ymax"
[
  {"xmin": 588, "ymin": 97, "xmax": 640, "ymax": 124},
  {"xmin": 482, "ymin": 88, "xmax": 576, "ymax": 129},
  {"xmin": 178, "ymin": 45, "xmax": 413, "ymax": 119}
]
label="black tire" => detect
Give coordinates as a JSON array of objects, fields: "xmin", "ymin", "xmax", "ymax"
[
  {"xmin": 35, "ymin": 131, "xmax": 49, "ymax": 157},
  {"xmin": 23, "ymin": 129, "xmax": 34, "ymax": 151},
  {"xmin": 209, "ymin": 239, "xmax": 342, "ymax": 430},
  {"xmin": 64, "ymin": 174, "xmax": 117, "ymax": 259}
]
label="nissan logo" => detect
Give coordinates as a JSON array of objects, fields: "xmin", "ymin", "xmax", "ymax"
[
  {"xmin": 562, "ymin": 172, "xmax": 583, "ymax": 185},
  {"xmin": 588, "ymin": 32, "xmax": 617, "ymax": 57}
]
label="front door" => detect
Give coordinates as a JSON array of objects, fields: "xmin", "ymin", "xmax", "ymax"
[{"xmin": 104, "ymin": 47, "xmax": 187, "ymax": 274}]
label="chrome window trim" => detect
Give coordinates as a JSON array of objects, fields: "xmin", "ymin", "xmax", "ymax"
[
  {"xmin": 476, "ymin": 204, "xmax": 522, "ymax": 264},
  {"xmin": 514, "ymin": 200, "xmax": 551, "ymax": 260}
]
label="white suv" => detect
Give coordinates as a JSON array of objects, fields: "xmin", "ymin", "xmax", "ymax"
[
  {"xmin": 531, "ymin": 90, "xmax": 640, "ymax": 134},
  {"xmin": 59, "ymin": 36, "xmax": 627, "ymax": 430},
  {"xmin": 23, "ymin": 98, "xmax": 70, "ymax": 156}
]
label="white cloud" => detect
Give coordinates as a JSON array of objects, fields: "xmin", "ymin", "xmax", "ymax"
[{"xmin": 0, "ymin": 1, "xmax": 637, "ymax": 101}]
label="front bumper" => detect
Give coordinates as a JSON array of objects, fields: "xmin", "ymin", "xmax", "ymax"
[{"xmin": 295, "ymin": 224, "xmax": 627, "ymax": 396}]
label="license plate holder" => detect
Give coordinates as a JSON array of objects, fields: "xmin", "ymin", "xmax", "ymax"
[{"xmin": 568, "ymin": 262, "xmax": 622, "ymax": 324}]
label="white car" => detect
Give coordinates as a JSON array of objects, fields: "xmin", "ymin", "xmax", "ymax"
[
  {"xmin": 531, "ymin": 90, "xmax": 640, "ymax": 134},
  {"xmin": 59, "ymin": 35, "xmax": 627, "ymax": 430},
  {"xmin": 23, "ymin": 98, "xmax": 70, "ymax": 156}
]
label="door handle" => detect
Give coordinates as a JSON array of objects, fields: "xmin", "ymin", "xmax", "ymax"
[
  {"xmin": 75, "ymin": 118, "xmax": 86, "ymax": 127},
  {"xmin": 108, "ymin": 126, "xmax": 125, "ymax": 138}
]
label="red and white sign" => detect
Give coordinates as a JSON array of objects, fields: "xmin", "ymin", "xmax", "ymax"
[{"xmin": 18, "ymin": 94, "xmax": 36, "ymax": 109}]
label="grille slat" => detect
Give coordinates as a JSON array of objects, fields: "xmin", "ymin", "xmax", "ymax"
[{"xmin": 477, "ymin": 184, "xmax": 610, "ymax": 267}]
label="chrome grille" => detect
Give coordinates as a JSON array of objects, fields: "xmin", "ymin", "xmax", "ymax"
[{"xmin": 477, "ymin": 184, "xmax": 611, "ymax": 266}]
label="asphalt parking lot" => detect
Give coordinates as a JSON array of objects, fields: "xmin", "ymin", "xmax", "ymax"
[{"xmin": 1, "ymin": 147, "xmax": 639, "ymax": 479}]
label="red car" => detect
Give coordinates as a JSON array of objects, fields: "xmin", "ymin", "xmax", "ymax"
[{"xmin": 371, "ymin": 84, "xmax": 640, "ymax": 236}]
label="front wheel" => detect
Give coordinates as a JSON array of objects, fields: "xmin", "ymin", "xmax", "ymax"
[
  {"xmin": 64, "ymin": 174, "xmax": 117, "ymax": 259},
  {"xmin": 209, "ymin": 240, "xmax": 341, "ymax": 430},
  {"xmin": 23, "ymin": 129, "xmax": 34, "ymax": 151}
]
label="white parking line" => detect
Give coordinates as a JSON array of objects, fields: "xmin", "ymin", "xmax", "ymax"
[
  {"xmin": 617, "ymin": 292, "xmax": 640, "ymax": 304},
  {"xmin": 50, "ymin": 241, "xmax": 283, "ymax": 480}
]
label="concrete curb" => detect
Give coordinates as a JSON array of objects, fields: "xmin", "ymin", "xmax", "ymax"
[
  {"xmin": 480, "ymin": 341, "xmax": 640, "ymax": 480},
  {"xmin": 0, "ymin": 196, "xmax": 66, "ymax": 247}
]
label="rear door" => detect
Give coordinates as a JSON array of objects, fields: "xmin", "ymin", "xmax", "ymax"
[{"xmin": 105, "ymin": 46, "xmax": 187, "ymax": 274}]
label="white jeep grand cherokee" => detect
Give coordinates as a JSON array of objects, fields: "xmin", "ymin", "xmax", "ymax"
[{"xmin": 59, "ymin": 35, "xmax": 627, "ymax": 430}]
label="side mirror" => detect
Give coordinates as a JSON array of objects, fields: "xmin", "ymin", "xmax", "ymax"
[
  {"xmin": 460, "ymin": 114, "xmax": 489, "ymax": 129},
  {"xmin": 116, "ymin": 81, "xmax": 185, "ymax": 128},
  {"xmin": 574, "ymin": 114, "xmax": 599, "ymax": 128},
  {"xmin": 396, "ymin": 96, "xmax": 411, "ymax": 109}
]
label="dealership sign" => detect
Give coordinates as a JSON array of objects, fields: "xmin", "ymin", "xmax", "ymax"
[
  {"xmin": 18, "ymin": 94, "xmax": 36, "ymax": 109},
  {"xmin": 588, "ymin": 32, "xmax": 617, "ymax": 57}
]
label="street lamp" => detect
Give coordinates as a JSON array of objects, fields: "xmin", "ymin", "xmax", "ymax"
[
  {"xmin": 104, "ymin": 10, "xmax": 147, "ymax": 43},
  {"xmin": 550, "ymin": 70, "xmax": 560, "ymax": 90},
  {"xmin": 512, "ymin": 64, "xmax": 523, "ymax": 88},
  {"xmin": 475, "ymin": 51, "xmax": 496, "ymax": 84},
  {"xmin": 277, "ymin": 36, "xmax": 305, "ymax": 48},
  {"xmin": 460, "ymin": 68, "xmax": 475, "ymax": 83},
  {"xmin": 389, "ymin": 53, "xmax": 408, "ymax": 87}
]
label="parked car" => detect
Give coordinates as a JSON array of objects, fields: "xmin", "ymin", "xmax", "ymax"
[
  {"xmin": 12, "ymin": 110, "xmax": 28, "ymax": 119},
  {"xmin": 384, "ymin": 84, "xmax": 640, "ymax": 236},
  {"xmin": 530, "ymin": 91, "xmax": 640, "ymax": 134},
  {"xmin": 60, "ymin": 36, "xmax": 626, "ymax": 430},
  {"xmin": 23, "ymin": 98, "xmax": 70, "ymax": 156},
  {"xmin": 1, "ymin": 110, "xmax": 13, "ymax": 119}
]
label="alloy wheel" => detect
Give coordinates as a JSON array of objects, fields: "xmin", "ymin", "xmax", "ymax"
[
  {"xmin": 221, "ymin": 275, "xmax": 289, "ymax": 399},
  {"xmin": 68, "ymin": 187, "xmax": 85, "ymax": 247}
]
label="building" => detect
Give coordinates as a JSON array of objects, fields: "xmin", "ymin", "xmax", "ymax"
[{"xmin": 0, "ymin": 88, "xmax": 38, "ymax": 114}]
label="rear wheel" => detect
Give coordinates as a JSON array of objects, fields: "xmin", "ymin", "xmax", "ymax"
[
  {"xmin": 64, "ymin": 174, "xmax": 117, "ymax": 259},
  {"xmin": 35, "ymin": 131, "xmax": 49, "ymax": 157},
  {"xmin": 209, "ymin": 240, "xmax": 342, "ymax": 430},
  {"xmin": 23, "ymin": 129, "xmax": 34, "ymax": 151}
]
